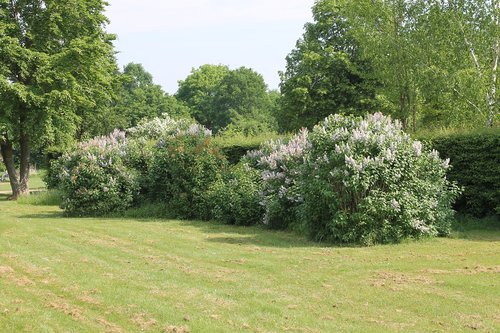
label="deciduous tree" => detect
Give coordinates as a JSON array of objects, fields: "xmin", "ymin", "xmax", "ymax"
[{"xmin": 0, "ymin": 0, "xmax": 117, "ymax": 198}]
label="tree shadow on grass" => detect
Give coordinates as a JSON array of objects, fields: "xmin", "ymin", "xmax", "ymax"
[
  {"xmin": 17, "ymin": 212, "xmax": 64, "ymax": 219},
  {"xmin": 180, "ymin": 220, "xmax": 332, "ymax": 249}
]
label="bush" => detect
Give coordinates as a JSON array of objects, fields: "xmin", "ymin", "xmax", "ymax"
[
  {"xmin": 55, "ymin": 130, "xmax": 139, "ymax": 216},
  {"xmin": 245, "ymin": 129, "xmax": 310, "ymax": 229},
  {"xmin": 148, "ymin": 133, "xmax": 227, "ymax": 219},
  {"xmin": 427, "ymin": 129, "xmax": 500, "ymax": 218},
  {"xmin": 205, "ymin": 163, "xmax": 263, "ymax": 225},
  {"xmin": 127, "ymin": 113, "xmax": 199, "ymax": 140},
  {"xmin": 300, "ymin": 113, "xmax": 461, "ymax": 244}
]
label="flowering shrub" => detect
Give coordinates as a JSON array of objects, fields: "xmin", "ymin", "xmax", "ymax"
[
  {"xmin": 205, "ymin": 163, "xmax": 263, "ymax": 225},
  {"xmin": 126, "ymin": 114, "xmax": 212, "ymax": 197},
  {"xmin": 245, "ymin": 129, "xmax": 309, "ymax": 229},
  {"xmin": 148, "ymin": 132, "xmax": 227, "ymax": 219},
  {"xmin": 55, "ymin": 130, "xmax": 139, "ymax": 216},
  {"xmin": 300, "ymin": 113, "xmax": 461, "ymax": 244},
  {"xmin": 127, "ymin": 114, "xmax": 211, "ymax": 140}
]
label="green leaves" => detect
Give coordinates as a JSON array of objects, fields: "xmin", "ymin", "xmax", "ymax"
[{"xmin": 176, "ymin": 64, "xmax": 277, "ymax": 134}]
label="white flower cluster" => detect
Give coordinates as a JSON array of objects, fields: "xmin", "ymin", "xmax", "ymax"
[
  {"xmin": 247, "ymin": 129, "xmax": 310, "ymax": 225},
  {"xmin": 127, "ymin": 114, "xmax": 211, "ymax": 140}
]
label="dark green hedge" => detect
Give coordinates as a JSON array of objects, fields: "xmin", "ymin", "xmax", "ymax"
[
  {"xmin": 220, "ymin": 144, "xmax": 260, "ymax": 164},
  {"xmin": 214, "ymin": 133, "xmax": 286, "ymax": 164},
  {"xmin": 424, "ymin": 130, "xmax": 499, "ymax": 218}
]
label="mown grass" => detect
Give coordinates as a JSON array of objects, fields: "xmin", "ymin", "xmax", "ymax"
[
  {"xmin": 0, "ymin": 198, "xmax": 499, "ymax": 332},
  {"xmin": 0, "ymin": 172, "xmax": 46, "ymax": 192}
]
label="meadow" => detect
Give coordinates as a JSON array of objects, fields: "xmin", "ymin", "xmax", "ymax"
[{"xmin": 0, "ymin": 189, "xmax": 498, "ymax": 332}]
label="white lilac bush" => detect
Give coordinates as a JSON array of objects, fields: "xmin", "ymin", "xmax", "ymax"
[
  {"xmin": 245, "ymin": 129, "xmax": 310, "ymax": 229},
  {"xmin": 127, "ymin": 113, "xmax": 211, "ymax": 140},
  {"xmin": 300, "ymin": 113, "xmax": 461, "ymax": 244},
  {"xmin": 56, "ymin": 130, "xmax": 139, "ymax": 216}
]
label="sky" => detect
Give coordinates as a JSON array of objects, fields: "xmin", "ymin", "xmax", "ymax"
[{"xmin": 105, "ymin": 0, "xmax": 314, "ymax": 94}]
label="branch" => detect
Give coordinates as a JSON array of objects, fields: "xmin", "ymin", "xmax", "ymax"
[{"xmin": 452, "ymin": 87, "xmax": 483, "ymax": 114}]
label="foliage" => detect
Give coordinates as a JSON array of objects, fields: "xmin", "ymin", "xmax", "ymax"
[
  {"xmin": 300, "ymin": 113, "xmax": 461, "ymax": 244},
  {"xmin": 205, "ymin": 163, "xmax": 263, "ymax": 226},
  {"xmin": 176, "ymin": 64, "xmax": 277, "ymax": 133},
  {"xmin": 0, "ymin": 0, "xmax": 118, "ymax": 197},
  {"xmin": 213, "ymin": 132, "xmax": 284, "ymax": 164},
  {"xmin": 280, "ymin": 0, "xmax": 500, "ymax": 132},
  {"xmin": 426, "ymin": 129, "xmax": 500, "ymax": 218},
  {"xmin": 278, "ymin": 0, "xmax": 381, "ymax": 132},
  {"xmin": 148, "ymin": 132, "xmax": 227, "ymax": 219},
  {"xmin": 176, "ymin": 64, "xmax": 230, "ymax": 130},
  {"xmin": 127, "ymin": 113, "xmax": 201, "ymax": 141},
  {"xmin": 246, "ymin": 129, "xmax": 310, "ymax": 230},
  {"xmin": 113, "ymin": 63, "xmax": 190, "ymax": 128},
  {"xmin": 54, "ymin": 130, "xmax": 139, "ymax": 216}
]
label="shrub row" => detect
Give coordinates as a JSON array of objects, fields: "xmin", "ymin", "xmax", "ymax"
[
  {"xmin": 48, "ymin": 113, "xmax": 461, "ymax": 245},
  {"xmin": 422, "ymin": 129, "xmax": 500, "ymax": 218}
]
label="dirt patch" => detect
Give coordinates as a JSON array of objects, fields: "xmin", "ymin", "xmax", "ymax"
[
  {"xmin": 79, "ymin": 295, "xmax": 100, "ymax": 305},
  {"xmin": 0, "ymin": 265, "xmax": 14, "ymax": 275},
  {"xmin": 369, "ymin": 271, "xmax": 437, "ymax": 290},
  {"xmin": 164, "ymin": 325, "xmax": 190, "ymax": 333},
  {"xmin": 15, "ymin": 276, "xmax": 35, "ymax": 286},
  {"xmin": 422, "ymin": 266, "xmax": 500, "ymax": 276},
  {"xmin": 46, "ymin": 301, "xmax": 84, "ymax": 321},
  {"xmin": 96, "ymin": 318, "xmax": 123, "ymax": 333},
  {"xmin": 132, "ymin": 312, "xmax": 158, "ymax": 330}
]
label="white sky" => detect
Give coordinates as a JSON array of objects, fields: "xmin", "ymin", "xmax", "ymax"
[{"xmin": 105, "ymin": 0, "xmax": 314, "ymax": 94}]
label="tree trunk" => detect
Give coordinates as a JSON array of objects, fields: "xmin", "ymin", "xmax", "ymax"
[
  {"xmin": 18, "ymin": 107, "xmax": 30, "ymax": 197},
  {"xmin": 0, "ymin": 137, "xmax": 21, "ymax": 199},
  {"xmin": 19, "ymin": 131, "xmax": 30, "ymax": 196}
]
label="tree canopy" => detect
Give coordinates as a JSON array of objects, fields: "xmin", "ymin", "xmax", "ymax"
[
  {"xmin": 176, "ymin": 64, "xmax": 277, "ymax": 134},
  {"xmin": 280, "ymin": 0, "xmax": 500, "ymax": 131},
  {"xmin": 0, "ymin": 0, "xmax": 117, "ymax": 198},
  {"xmin": 278, "ymin": 0, "xmax": 381, "ymax": 132},
  {"xmin": 113, "ymin": 63, "xmax": 190, "ymax": 128}
]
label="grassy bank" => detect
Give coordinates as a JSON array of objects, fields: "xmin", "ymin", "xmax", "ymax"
[{"xmin": 0, "ymin": 198, "xmax": 499, "ymax": 332}]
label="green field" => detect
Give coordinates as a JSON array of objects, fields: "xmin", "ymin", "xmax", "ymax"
[
  {"xmin": 0, "ymin": 172, "xmax": 46, "ymax": 193},
  {"xmin": 0, "ymin": 196, "xmax": 499, "ymax": 332}
]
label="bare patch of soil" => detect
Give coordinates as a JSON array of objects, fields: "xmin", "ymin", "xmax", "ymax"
[{"xmin": 132, "ymin": 312, "xmax": 158, "ymax": 330}]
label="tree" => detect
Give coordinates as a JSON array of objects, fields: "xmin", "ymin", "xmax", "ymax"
[
  {"xmin": 0, "ymin": 0, "xmax": 117, "ymax": 198},
  {"xmin": 176, "ymin": 64, "xmax": 230, "ymax": 131},
  {"xmin": 281, "ymin": 0, "xmax": 500, "ymax": 131},
  {"xmin": 176, "ymin": 64, "xmax": 277, "ymax": 133},
  {"xmin": 435, "ymin": 0, "xmax": 500, "ymax": 127},
  {"xmin": 113, "ymin": 63, "xmax": 190, "ymax": 128},
  {"xmin": 212, "ymin": 67, "xmax": 276, "ymax": 134},
  {"xmin": 279, "ymin": 0, "xmax": 381, "ymax": 132}
]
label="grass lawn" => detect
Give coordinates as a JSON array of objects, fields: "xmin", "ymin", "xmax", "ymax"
[
  {"xmin": 0, "ymin": 172, "xmax": 46, "ymax": 192},
  {"xmin": 0, "ymin": 197, "xmax": 499, "ymax": 332}
]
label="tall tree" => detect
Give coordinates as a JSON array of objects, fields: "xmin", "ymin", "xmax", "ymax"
[
  {"xmin": 176, "ymin": 64, "xmax": 276, "ymax": 133},
  {"xmin": 114, "ymin": 63, "xmax": 189, "ymax": 128},
  {"xmin": 279, "ymin": 0, "xmax": 381, "ymax": 132},
  {"xmin": 0, "ymin": 0, "xmax": 117, "ymax": 198},
  {"xmin": 347, "ymin": 0, "xmax": 423, "ymax": 131},
  {"xmin": 439, "ymin": 0, "xmax": 500, "ymax": 127}
]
